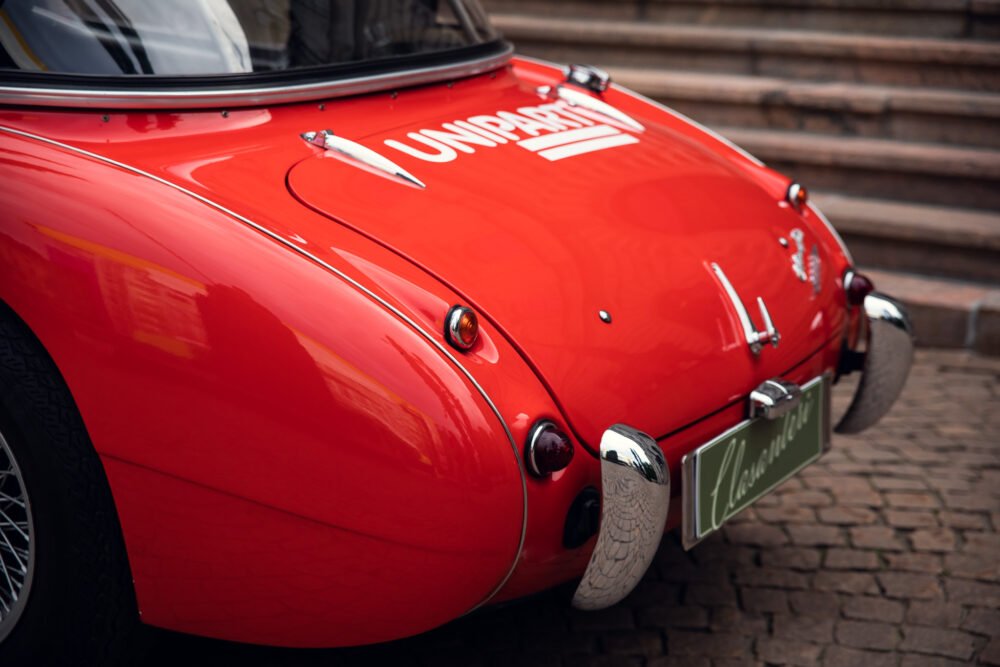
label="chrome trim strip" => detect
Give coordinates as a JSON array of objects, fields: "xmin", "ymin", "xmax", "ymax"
[
  {"xmin": 572, "ymin": 424, "xmax": 669, "ymax": 610},
  {"xmin": 0, "ymin": 46, "xmax": 512, "ymax": 109},
  {"xmin": 302, "ymin": 130, "xmax": 426, "ymax": 188},
  {"xmin": 835, "ymin": 292, "xmax": 914, "ymax": 434},
  {"xmin": 0, "ymin": 125, "xmax": 526, "ymax": 609},
  {"xmin": 681, "ymin": 373, "xmax": 831, "ymax": 550}
]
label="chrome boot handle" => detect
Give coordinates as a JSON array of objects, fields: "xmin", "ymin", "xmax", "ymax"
[{"xmin": 710, "ymin": 262, "xmax": 781, "ymax": 356}]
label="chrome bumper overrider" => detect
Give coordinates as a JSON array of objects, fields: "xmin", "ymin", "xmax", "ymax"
[
  {"xmin": 570, "ymin": 293, "xmax": 910, "ymax": 610},
  {"xmin": 572, "ymin": 425, "xmax": 670, "ymax": 610},
  {"xmin": 835, "ymin": 292, "xmax": 915, "ymax": 434}
]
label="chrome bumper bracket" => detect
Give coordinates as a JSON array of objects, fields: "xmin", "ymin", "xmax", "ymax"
[
  {"xmin": 835, "ymin": 292, "xmax": 914, "ymax": 434},
  {"xmin": 571, "ymin": 425, "xmax": 670, "ymax": 610}
]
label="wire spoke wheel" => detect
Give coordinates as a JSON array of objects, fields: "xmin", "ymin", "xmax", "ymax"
[{"xmin": 0, "ymin": 430, "xmax": 33, "ymax": 643}]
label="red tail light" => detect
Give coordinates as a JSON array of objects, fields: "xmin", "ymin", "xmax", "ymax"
[
  {"xmin": 845, "ymin": 271, "xmax": 874, "ymax": 307},
  {"xmin": 526, "ymin": 421, "xmax": 574, "ymax": 477}
]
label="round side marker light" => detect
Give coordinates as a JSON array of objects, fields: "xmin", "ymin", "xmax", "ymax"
[
  {"xmin": 845, "ymin": 270, "xmax": 874, "ymax": 307},
  {"xmin": 787, "ymin": 182, "xmax": 809, "ymax": 211},
  {"xmin": 445, "ymin": 305, "xmax": 479, "ymax": 351},
  {"xmin": 526, "ymin": 420, "xmax": 574, "ymax": 477}
]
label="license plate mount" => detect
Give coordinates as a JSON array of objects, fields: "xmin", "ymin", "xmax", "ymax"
[{"xmin": 681, "ymin": 374, "xmax": 832, "ymax": 550}]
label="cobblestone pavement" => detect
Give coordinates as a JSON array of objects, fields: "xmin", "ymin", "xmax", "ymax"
[{"xmin": 152, "ymin": 349, "xmax": 1000, "ymax": 666}]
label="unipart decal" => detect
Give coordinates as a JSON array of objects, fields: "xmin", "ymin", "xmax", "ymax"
[{"xmin": 383, "ymin": 101, "xmax": 641, "ymax": 164}]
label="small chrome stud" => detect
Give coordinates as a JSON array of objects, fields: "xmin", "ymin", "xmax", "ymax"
[{"xmin": 599, "ymin": 310, "xmax": 612, "ymax": 323}]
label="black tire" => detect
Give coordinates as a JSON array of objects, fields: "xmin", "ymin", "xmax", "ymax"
[{"xmin": 0, "ymin": 302, "xmax": 143, "ymax": 666}]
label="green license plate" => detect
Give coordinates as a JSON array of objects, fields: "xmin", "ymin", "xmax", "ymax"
[{"xmin": 681, "ymin": 375, "xmax": 831, "ymax": 549}]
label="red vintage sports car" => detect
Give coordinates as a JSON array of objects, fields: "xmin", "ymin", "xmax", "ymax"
[{"xmin": 0, "ymin": 1, "xmax": 913, "ymax": 663}]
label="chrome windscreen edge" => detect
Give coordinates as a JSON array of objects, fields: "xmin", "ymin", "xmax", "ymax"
[{"xmin": 0, "ymin": 46, "xmax": 512, "ymax": 110}]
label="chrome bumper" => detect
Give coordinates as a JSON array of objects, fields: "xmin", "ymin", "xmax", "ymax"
[
  {"xmin": 835, "ymin": 292, "xmax": 914, "ymax": 434},
  {"xmin": 571, "ymin": 425, "xmax": 670, "ymax": 610},
  {"xmin": 570, "ymin": 292, "xmax": 911, "ymax": 609}
]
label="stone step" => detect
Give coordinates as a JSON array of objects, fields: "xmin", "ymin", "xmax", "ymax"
[
  {"xmin": 716, "ymin": 127, "xmax": 1000, "ymax": 210},
  {"xmin": 485, "ymin": 0, "xmax": 1000, "ymax": 39},
  {"xmin": 815, "ymin": 193, "xmax": 1000, "ymax": 283},
  {"xmin": 611, "ymin": 68, "xmax": 1000, "ymax": 148},
  {"xmin": 493, "ymin": 14, "xmax": 1000, "ymax": 89},
  {"xmin": 862, "ymin": 268, "xmax": 1000, "ymax": 354}
]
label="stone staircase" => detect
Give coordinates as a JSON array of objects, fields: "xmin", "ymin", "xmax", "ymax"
[{"xmin": 485, "ymin": 0, "xmax": 1000, "ymax": 353}]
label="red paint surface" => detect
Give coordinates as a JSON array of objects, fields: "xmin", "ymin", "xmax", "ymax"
[{"xmin": 0, "ymin": 56, "xmax": 851, "ymax": 646}]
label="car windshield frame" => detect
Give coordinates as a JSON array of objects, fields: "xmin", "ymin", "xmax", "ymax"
[{"xmin": 0, "ymin": 0, "xmax": 511, "ymax": 109}]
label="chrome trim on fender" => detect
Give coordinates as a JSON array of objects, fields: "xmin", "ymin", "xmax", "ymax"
[
  {"xmin": 572, "ymin": 424, "xmax": 669, "ymax": 611},
  {"xmin": 835, "ymin": 292, "xmax": 914, "ymax": 434},
  {"xmin": 0, "ymin": 46, "xmax": 512, "ymax": 109},
  {"xmin": 0, "ymin": 125, "xmax": 526, "ymax": 611}
]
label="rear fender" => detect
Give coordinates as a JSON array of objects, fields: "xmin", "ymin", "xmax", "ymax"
[{"xmin": 0, "ymin": 131, "xmax": 525, "ymax": 646}]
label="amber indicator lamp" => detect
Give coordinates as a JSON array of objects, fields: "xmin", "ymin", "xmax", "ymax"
[
  {"xmin": 445, "ymin": 305, "xmax": 479, "ymax": 351},
  {"xmin": 787, "ymin": 182, "xmax": 809, "ymax": 211}
]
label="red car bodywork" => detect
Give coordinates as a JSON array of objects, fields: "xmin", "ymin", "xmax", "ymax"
[{"xmin": 0, "ymin": 57, "xmax": 852, "ymax": 646}]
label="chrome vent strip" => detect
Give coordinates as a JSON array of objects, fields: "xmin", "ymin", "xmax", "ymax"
[{"xmin": 301, "ymin": 130, "xmax": 425, "ymax": 188}]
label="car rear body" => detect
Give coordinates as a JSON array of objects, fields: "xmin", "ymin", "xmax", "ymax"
[{"xmin": 0, "ymin": 1, "xmax": 910, "ymax": 649}]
